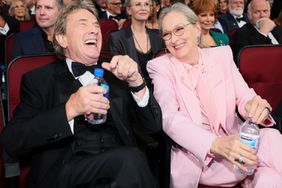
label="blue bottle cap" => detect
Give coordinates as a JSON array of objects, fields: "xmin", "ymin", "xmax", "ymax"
[{"xmin": 94, "ymin": 68, "xmax": 104, "ymax": 77}]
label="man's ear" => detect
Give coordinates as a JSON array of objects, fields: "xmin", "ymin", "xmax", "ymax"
[{"xmin": 55, "ymin": 34, "xmax": 67, "ymax": 48}]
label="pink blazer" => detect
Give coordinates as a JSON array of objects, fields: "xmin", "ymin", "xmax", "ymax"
[{"xmin": 147, "ymin": 46, "xmax": 257, "ymax": 187}]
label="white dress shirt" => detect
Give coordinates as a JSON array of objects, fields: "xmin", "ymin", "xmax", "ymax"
[{"xmin": 65, "ymin": 58, "xmax": 149, "ymax": 133}]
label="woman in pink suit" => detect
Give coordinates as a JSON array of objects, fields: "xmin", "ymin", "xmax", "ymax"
[{"xmin": 147, "ymin": 3, "xmax": 282, "ymax": 188}]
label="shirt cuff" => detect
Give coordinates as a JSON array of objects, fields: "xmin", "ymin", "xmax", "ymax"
[
  {"xmin": 131, "ymin": 86, "xmax": 149, "ymax": 107},
  {"xmin": 0, "ymin": 23, "xmax": 9, "ymax": 35}
]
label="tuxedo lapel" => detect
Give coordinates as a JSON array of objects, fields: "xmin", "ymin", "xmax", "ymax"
[
  {"xmin": 104, "ymin": 70, "xmax": 132, "ymax": 144},
  {"xmin": 53, "ymin": 61, "xmax": 81, "ymax": 104}
]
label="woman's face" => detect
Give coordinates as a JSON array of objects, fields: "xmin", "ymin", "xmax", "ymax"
[
  {"xmin": 149, "ymin": 1, "xmax": 160, "ymax": 17},
  {"xmin": 127, "ymin": 0, "xmax": 151, "ymax": 21},
  {"xmin": 198, "ymin": 11, "xmax": 215, "ymax": 32},
  {"xmin": 13, "ymin": 0, "xmax": 26, "ymax": 19},
  {"xmin": 161, "ymin": 11, "xmax": 199, "ymax": 61},
  {"xmin": 219, "ymin": 0, "xmax": 228, "ymax": 12}
]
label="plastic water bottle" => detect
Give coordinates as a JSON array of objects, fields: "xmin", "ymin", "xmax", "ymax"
[
  {"xmin": 85, "ymin": 68, "xmax": 109, "ymax": 125},
  {"xmin": 0, "ymin": 64, "xmax": 7, "ymax": 100},
  {"xmin": 235, "ymin": 118, "xmax": 260, "ymax": 175}
]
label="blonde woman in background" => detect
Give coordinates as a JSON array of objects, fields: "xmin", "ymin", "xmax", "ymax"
[{"xmin": 9, "ymin": 0, "xmax": 30, "ymax": 21}]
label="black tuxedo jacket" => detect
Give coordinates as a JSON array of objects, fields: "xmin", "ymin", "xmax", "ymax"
[
  {"xmin": 233, "ymin": 23, "xmax": 282, "ymax": 62},
  {"xmin": 0, "ymin": 60, "xmax": 162, "ymax": 188},
  {"xmin": 217, "ymin": 12, "xmax": 249, "ymax": 34}
]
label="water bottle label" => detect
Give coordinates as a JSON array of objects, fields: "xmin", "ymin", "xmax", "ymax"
[
  {"xmin": 240, "ymin": 133, "xmax": 259, "ymax": 148},
  {"xmin": 100, "ymin": 83, "xmax": 109, "ymax": 98}
]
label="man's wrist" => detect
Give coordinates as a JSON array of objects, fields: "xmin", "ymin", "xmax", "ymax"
[{"xmin": 129, "ymin": 79, "xmax": 146, "ymax": 93}]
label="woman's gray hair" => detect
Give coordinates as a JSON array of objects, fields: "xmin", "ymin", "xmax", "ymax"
[
  {"xmin": 158, "ymin": 2, "xmax": 198, "ymax": 31},
  {"xmin": 53, "ymin": 0, "xmax": 98, "ymax": 59}
]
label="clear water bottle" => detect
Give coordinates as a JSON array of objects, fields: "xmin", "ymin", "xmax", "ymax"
[
  {"xmin": 0, "ymin": 64, "xmax": 7, "ymax": 100},
  {"xmin": 85, "ymin": 68, "xmax": 109, "ymax": 125},
  {"xmin": 235, "ymin": 118, "xmax": 260, "ymax": 175}
]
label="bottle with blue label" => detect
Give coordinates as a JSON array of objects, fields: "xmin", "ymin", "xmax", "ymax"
[
  {"xmin": 85, "ymin": 68, "xmax": 109, "ymax": 125},
  {"xmin": 235, "ymin": 118, "xmax": 260, "ymax": 175}
]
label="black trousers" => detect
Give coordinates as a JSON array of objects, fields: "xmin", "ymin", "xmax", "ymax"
[{"xmin": 55, "ymin": 130, "xmax": 157, "ymax": 188}]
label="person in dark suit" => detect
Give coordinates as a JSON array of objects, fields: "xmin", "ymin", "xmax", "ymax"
[
  {"xmin": 0, "ymin": 12, "xmax": 19, "ymax": 63},
  {"xmin": 99, "ymin": 0, "xmax": 127, "ymax": 28},
  {"xmin": 109, "ymin": 0, "xmax": 164, "ymax": 88},
  {"xmin": 233, "ymin": 0, "xmax": 282, "ymax": 64},
  {"xmin": 0, "ymin": 1, "xmax": 162, "ymax": 188},
  {"xmin": 11, "ymin": 0, "xmax": 63, "ymax": 61},
  {"xmin": 217, "ymin": 0, "xmax": 249, "ymax": 34}
]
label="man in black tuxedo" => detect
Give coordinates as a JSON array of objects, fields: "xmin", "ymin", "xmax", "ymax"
[
  {"xmin": 0, "ymin": 1, "xmax": 161, "ymax": 188},
  {"xmin": 100, "ymin": 0, "xmax": 127, "ymax": 28},
  {"xmin": 233, "ymin": 0, "xmax": 282, "ymax": 63},
  {"xmin": 217, "ymin": 0, "xmax": 249, "ymax": 34}
]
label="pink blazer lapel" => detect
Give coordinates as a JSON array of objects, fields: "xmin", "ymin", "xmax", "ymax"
[
  {"xmin": 169, "ymin": 56, "xmax": 203, "ymax": 125},
  {"xmin": 200, "ymin": 50, "xmax": 227, "ymax": 134}
]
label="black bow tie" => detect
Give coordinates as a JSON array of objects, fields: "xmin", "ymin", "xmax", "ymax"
[
  {"xmin": 236, "ymin": 17, "xmax": 244, "ymax": 23},
  {"xmin": 109, "ymin": 15, "xmax": 119, "ymax": 20},
  {"xmin": 71, "ymin": 61, "xmax": 99, "ymax": 77}
]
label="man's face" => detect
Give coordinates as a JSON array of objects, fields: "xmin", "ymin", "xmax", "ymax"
[
  {"xmin": 106, "ymin": 0, "xmax": 122, "ymax": 15},
  {"xmin": 57, "ymin": 9, "xmax": 102, "ymax": 65},
  {"xmin": 35, "ymin": 0, "xmax": 60, "ymax": 30},
  {"xmin": 24, "ymin": 0, "xmax": 35, "ymax": 7},
  {"xmin": 229, "ymin": 0, "xmax": 244, "ymax": 17},
  {"xmin": 248, "ymin": 0, "xmax": 270, "ymax": 25},
  {"xmin": 97, "ymin": 0, "xmax": 106, "ymax": 9}
]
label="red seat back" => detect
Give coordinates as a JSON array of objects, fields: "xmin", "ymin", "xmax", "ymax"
[
  {"xmin": 121, "ymin": 19, "xmax": 131, "ymax": 28},
  {"xmin": 238, "ymin": 45, "xmax": 282, "ymax": 110},
  {"xmin": 5, "ymin": 33, "xmax": 15, "ymax": 65},
  {"xmin": 19, "ymin": 20, "xmax": 35, "ymax": 32},
  {"xmin": 99, "ymin": 19, "xmax": 118, "ymax": 52},
  {"xmin": 6, "ymin": 53, "xmax": 56, "ymax": 188},
  {"xmin": 7, "ymin": 54, "xmax": 56, "ymax": 120}
]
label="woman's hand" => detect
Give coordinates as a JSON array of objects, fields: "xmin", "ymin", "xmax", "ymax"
[
  {"xmin": 210, "ymin": 136, "xmax": 258, "ymax": 172},
  {"xmin": 245, "ymin": 95, "xmax": 272, "ymax": 124}
]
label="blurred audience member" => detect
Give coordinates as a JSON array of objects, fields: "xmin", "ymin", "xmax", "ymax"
[
  {"xmin": 9, "ymin": 0, "xmax": 31, "ymax": 21},
  {"xmin": 233, "ymin": 0, "xmax": 282, "ymax": 64},
  {"xmin": 0, "ymin": 3, "xmax": 19, "ymax": 63},
  {"xmin": 109, "ymin": 0, "xmax": 164, "ymax": 88},
  {"xmin": 270, "ymin": 0, "xmax": 282, "ymax": 19},
  {"xmin": 146, "ymin": 0, "xmax": 160, "ymax": 29},
  {"xmin": 24, "ymin": 0, "xmax": 35, "ymax": 15},
  {"xmin": 273, "ymin": 8, "xmax": 282, "ymax": 26},
  {"xmin": 191, "ymin": 0, "xmax": 229, "ymax": 47},
  {"xmin": 218, "ymin": 0, "xmax": 248, "ymax": 33},
  {"xmin": 94, "ymin": 0, "xmax": 107, "ymax": 18},
  {"xmin": 1, "ymin": 0, "xmax": 12, "ymax": 16},
  {"xmin": 100, "ymin": 0, "xmax": 127, "ymax": 29},
  {"xmin": 217, "ymin": 0, "xmax": 228, "ymax": 15},
  {"xmin": 11, "ymin": 0, "xmax": 63, "ymax": 61},
  {"xmin": 161, "ymin": 0, "xmax": 171, "ymax": 8}
]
